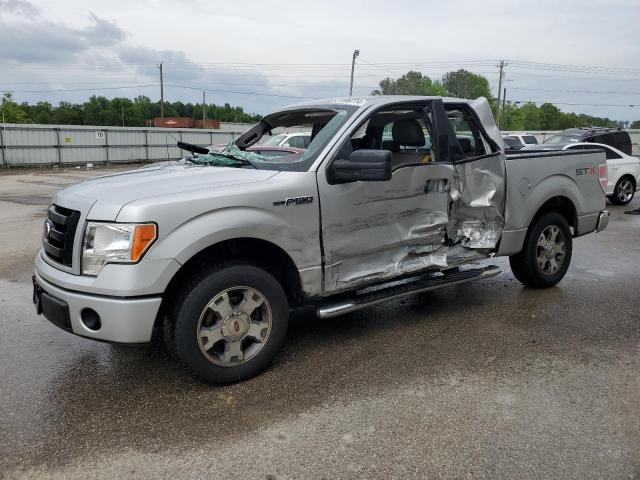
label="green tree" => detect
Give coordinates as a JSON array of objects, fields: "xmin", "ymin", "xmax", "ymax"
[
  {"xmin": 631, "ymin": 120, "xmax": 640, "ymax": 129},
  {"xmin": 371, "ymin": 71, "xmax": 448, "ymax": 96},
  {"xmin": 22, "ymin": 101, "xmax": 53, "ymax": 124},
  {"xmin": 0, "ymin": 93, "xmax": 29, "ymax": 123},
  {"xmin": 442, "ymin": 69, "xmax": 493, "ymax": 100},
  {"xmin": 52, "ymin": 102, "xmax": 83, "ymax": 124}
]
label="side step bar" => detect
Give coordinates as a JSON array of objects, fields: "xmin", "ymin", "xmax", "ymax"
[{"xmin": 317, "ymin": 265, "xmax": 501, "ymax": 319}]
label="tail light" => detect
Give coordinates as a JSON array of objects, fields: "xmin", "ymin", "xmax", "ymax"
[{"xmin": 598, "ymin": 163, "xmax": 608, "ymax": 193}]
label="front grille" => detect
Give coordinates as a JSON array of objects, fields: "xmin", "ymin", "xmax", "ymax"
[{"xmin": 43, "ymin": 204, "xmax": 80, "ymax": 267}]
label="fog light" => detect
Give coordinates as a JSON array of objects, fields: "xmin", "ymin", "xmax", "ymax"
[{"xmin": 80, "ymin": 308, "xmax": 101, "ymax": 331}]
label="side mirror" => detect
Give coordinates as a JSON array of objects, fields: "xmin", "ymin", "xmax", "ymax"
[{"xmin": 331, "ymin": 149, "xmax": 392, "ymax": 184}]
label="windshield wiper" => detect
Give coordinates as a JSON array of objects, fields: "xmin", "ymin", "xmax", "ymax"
[{"xmin": 216, "ymin": 153, "xmax": 258, "ymax": 169}]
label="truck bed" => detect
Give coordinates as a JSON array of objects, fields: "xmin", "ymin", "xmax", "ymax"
[{"xmin": 498, "ymin": 148, "xmax": 607, "ymax": 256}]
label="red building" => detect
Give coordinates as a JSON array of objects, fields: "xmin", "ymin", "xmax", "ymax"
[{"xmin": 148, "ymin": 117, "xmax": 220, "ymax": 129}]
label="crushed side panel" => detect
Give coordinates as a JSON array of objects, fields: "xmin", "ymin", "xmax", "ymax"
[{"xmin": 447, "ymin": 155, "xmax": 506, "ymax": 250}]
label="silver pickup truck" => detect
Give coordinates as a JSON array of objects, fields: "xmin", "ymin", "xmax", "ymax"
[{"xmin": 33, "ymin": 96, "xmax": 610, "ymax": 384}]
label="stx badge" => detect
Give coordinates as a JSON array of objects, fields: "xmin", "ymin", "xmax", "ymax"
[{"xmin": 576, "ymin": 167, "xmax": 597, "ymax": 176}]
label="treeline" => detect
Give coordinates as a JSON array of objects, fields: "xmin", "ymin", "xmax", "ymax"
[
  {"xmin": 372, "ymin": 70, "xmax": 629, "ymax": 130},
  {"xmin": 0, "ymin": 93, "xmax": 262, "ymax": 126},
  {"xmin": 500, "ymin": 101, "xmax": 623, "ymax": 131}
]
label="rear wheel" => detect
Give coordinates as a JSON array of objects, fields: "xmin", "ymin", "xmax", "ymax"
[
  {"xmin": 167, "ymin": 263, "xmax": 289, "ymax": 384},
  {"xmin": 608, "ymin": 177, "xmax": 635, "ymax": 205},
  {"xmin": 509, "ymin": 212, "xmax": 573, "ymax": 288}
]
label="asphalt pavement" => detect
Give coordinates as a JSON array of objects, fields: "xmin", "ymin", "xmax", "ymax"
[{"xmin": 0, "ymin": 166, "xmax": 638, "ymax": 479}]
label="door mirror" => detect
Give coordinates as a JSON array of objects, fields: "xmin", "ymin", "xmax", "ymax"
[{"xmin": 330, "ymin": 149, "xmax": 392, "ymax": 184}]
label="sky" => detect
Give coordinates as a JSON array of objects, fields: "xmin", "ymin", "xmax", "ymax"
[{"xmin": 0, "ymin": 0, "xmax": 639, "ymax": 122}]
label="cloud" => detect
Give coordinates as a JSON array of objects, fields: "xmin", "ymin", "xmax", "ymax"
[
  {"xmin": 118, "ymin": 46, "xmax": 204, "ymax": 82},
  {"xmin": 84, "ymin": 13, "xmax": 127, "ymax": 46},
  {"xmin": 0, "ymin": 0, "xmax": 40, "ymax": 16},
  {"xmin": 0, "ymin": 9, "xmax": 126, "ymax": 62}
]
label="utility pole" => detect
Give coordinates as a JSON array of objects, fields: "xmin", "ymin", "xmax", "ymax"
[
  {"xmin": 501, "ymin": 87, "xmax": 507, "ymax": 129},
  {"xmin": 158, "ymin": 62, "xmax": 164, "ymax": 119},
  {"xmin": 121, "ymin": 106, "xmax": 125, "ymax": 126},
  {"xmin": 202, "ymin": 90, "xmax": 206, "ymax": 128},
  {"xmin": 349, "ymin": 49, "xmax": 360, "ymax": 96},
  {"xmin": 496, "ymin": 60, "xmax": 506, "ymax": 129}
]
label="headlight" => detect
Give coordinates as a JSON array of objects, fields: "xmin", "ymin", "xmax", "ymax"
[{"xmin": 82, "ymin": 222, "xmax": 157, "ymax": 276}]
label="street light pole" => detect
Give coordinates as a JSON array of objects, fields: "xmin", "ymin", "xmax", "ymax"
[
  {"xmin": 349, "ymin": 49, "xmax": 360, "ymax": 96},
  {"xmin": 496, "ymin": 60, "xmax": 507, "ymax": 128},
  {"xmin": 501, "ymin": 87, "xmax": 507, "ymax": 129},
  {"xmin": 158, "ymin": 62, "xmax": 164, "ymax": 120}
]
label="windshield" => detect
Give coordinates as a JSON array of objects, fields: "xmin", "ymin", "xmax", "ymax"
[
  {"xmin": 543, "ymin": 134, "xmax": 580, "ymax": 144},
  {"xmin": 262, "ymin": 134, "xmax": 287, "ymax": 146},
  {"xmin": 235, "ymin": 105, "xmax": 357, "ymax": 171}
]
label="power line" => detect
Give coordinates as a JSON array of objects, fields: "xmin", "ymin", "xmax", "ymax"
[
  {"xmin": 165, "ymin": 84, "xmax": 319, "ymax": 99},
  {"xmin": 508, "ymin": 86, "xmax": 640, "ymax": 95},
  {"xmin": 512, "ymin": 100, "xmax": 638, "ymax": 107},
  {"xmin": 1, "ymin": 84, "xmax": 158, "ymax": 93}
]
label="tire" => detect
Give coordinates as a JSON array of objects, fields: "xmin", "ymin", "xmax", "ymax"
[
  {"xmin": 509, "ymin": 212, "xmax": 573, "ymax": 289},
  {"xmin": 608, "ymin": 176, "xmax": 635, "ymax": 205},
  {"xmin": 167, "ymin": 262, "xmax": 289, "ymax": 385}
]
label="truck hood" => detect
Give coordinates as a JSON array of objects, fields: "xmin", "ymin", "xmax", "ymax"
[{"xmin": 54, "ymin": 164, "xmax": 279, "ymax": 221}]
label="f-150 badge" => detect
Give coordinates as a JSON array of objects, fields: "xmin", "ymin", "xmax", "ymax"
[{"xmin": 273, "ymin": 196, "xmax": 314, "ymax": 207}]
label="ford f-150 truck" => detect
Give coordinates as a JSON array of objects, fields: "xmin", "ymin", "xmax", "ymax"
[{"xmin": 33, "ymin": 96, "xmax": 610, "ymax": 384}]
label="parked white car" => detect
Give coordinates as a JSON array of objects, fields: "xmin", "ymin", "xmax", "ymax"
[
  {"xmin": 503, "ymin": 133, "xmax": 539, "ymax": 149},
  {"xmin": 563, "ymin": 142, "xmax": 640, "ymax": 205},
  {"xmin": 261, "ymin": 132, "xmax": 311, "ymax": 149}
]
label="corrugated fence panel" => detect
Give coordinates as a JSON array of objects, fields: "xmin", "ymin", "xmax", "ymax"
[
  {"xmin": 148, "ymin": 146, "xmax": 182, "ymax": 161},
  {"xmin": 180, "ymin": 131, "xmax": 213, "ymax": 145},
  {"xmin": 6, "ymin": 127, "xmax": 58, "ymax": 147},
  {"xmin": 62, "ymin": 147, "xmax": 107, "ymax": 164},
  {"xmin": 4, "ymin": 124, "xmax": 637, "ymax": 167},
  {"xmin": 109, "ymin": 146, "xmax": 147, "ymax": 162},
  {"xmin": 107, "ymin": 130, "xmax": 145, "ymax": 146},
  {"xmin": 6, "ymin": 148, "xmax": 58, "ymax": 165}
]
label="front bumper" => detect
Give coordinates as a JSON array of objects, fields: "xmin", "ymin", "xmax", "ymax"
[
  {"xmin": 33, "ymin": 271, "xmax": 162, "ymax": 343},
  {"xmin": 596, "ymin": 210, "xmax": 610, "ymax": 233}
]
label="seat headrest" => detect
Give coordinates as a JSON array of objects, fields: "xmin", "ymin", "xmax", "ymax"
[
  {"xmin": 458, "ymin": 137, "xmax": 473, "ymax": 153},
  {"xmin": 392, "ymin": 119, "xmax": 425, "ymax": 147},
  {"xmin": 381, "ymin": 139, "xmax": 399, "ymax": 152}
]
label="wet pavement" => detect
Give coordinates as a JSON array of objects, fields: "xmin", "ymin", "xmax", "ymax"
[{"xmin": 0, "ymin": 167, "xmax": 639, "ymax": 479}]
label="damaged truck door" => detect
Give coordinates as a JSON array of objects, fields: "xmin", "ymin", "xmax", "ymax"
[{"xmin": 319, "ymin": 98, "xmax": 505, "ymax": 294}]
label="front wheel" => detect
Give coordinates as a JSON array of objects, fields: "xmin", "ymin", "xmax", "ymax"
[
  {"xmin": 509, "ymin": 212, "xmax": 573, "ymax": 288},
  {"xmin": 608, "ymin": 177, "xmax": 635, "ymax": 205},
  {"xmin": 168, "ymin": 263, "xmax": 289, "ymax": 385}
]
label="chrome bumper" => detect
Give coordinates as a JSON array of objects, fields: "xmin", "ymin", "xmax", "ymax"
[{"xmin": 596, "ymin": 210, "xmax": 610, "ymax": 233}]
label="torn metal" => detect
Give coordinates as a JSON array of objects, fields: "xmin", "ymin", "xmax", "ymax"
[{"xmin": 447, "ymin": 155, "xmax": 506, "ymax": 249}]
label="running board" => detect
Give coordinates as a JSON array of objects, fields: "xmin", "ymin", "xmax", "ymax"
[{"xmin": 317, "ymin": 265, "xmax": 501, "ymax": 319}]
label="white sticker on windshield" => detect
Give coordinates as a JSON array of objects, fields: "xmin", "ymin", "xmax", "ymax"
[{"xmin": 329, "ymin": 97, "xmax": 367, "ymax": 106}]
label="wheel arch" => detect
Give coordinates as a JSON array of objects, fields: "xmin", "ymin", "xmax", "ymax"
[
  {"xmin": 617, "ymin": 173, "xmax": 636, "ymax": 189},
  {"xmin": 529, "ymin": 196, "xmax": 578, "ymax": 234},
  {"xmin": 166, "ymin": 237, "xmax": 304, "ymax": 304},
  {"xmin": 153, "ymin": 237, "xmax": 305, "ymax": 339}
]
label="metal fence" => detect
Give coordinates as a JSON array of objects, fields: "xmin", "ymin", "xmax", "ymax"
[
  {"xmin": 1, "ymin": 123, "xmax": 639, "ymax": 167},
  {"xmin": 0, "ymin": 123, "xmax": 250, "ymax": 167}
]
